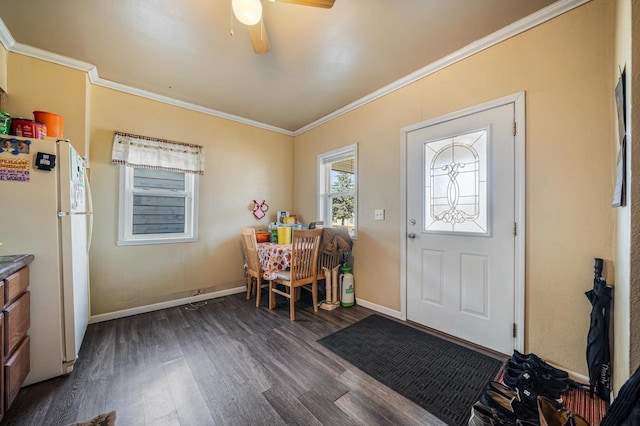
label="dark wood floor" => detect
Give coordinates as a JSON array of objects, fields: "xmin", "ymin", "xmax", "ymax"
[{"xmin": 4, "ymin": 293, "xmax": 446, "ymax": 425}]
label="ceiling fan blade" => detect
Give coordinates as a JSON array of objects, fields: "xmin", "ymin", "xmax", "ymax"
[
  {"xmin": 248, "ymin": 20, "xmax": 270, "ymax": 54},
  {"xmin": 271, "ymin": 0, "xmax": 335, "ymax": 9}
]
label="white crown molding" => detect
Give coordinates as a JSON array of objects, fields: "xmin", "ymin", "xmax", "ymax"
[
  {"xmin": 10, "ymin": 42, "xmax": 97, "ymax": 73},
  {"xmin": 0, "ymin": 17, "xmax": 15, "ymax": 49},
  {"xmin": 90, "ymin": 76, "xmax": 295, "ymax": 136},
  {"xmin": 293, "ymin": 0, "xmax": 590, "ymax": 136},
  {"xmin": 0, "ymin": 1, "xmax": 589, "ymax": 137},
  {"xmin": 87, "ymin": 67, "xmax": 100, "ymax": 83}
]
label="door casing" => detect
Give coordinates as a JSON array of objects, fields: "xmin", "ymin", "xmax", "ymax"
[{"xmin": 400, "ymin": 92, "xmax": 526, "ymax": 351}]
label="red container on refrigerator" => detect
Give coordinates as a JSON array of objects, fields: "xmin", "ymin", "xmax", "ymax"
[{"xmin": 10, "ymin": 118, "xmax": 47, "ymax": 139}]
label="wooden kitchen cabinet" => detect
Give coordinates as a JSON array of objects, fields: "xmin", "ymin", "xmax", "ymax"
[
  {"xmin": 4, "ymin": 292, "xmax": 29, "ymax": 357},
  {"xmin": 2, "ymin": 267, "xmax": 29, "ymax": 416},
  {"xmin": 5, "ymin": 335, "xmax": 28, "ymax": 411},
  {"xmin": 4, "ymin": 268, "xmax": 28, "ymax": 307}
]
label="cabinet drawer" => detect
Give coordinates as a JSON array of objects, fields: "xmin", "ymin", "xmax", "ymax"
[
  {"xmin": 4, "ymin": 267, "xmax": 28, "ymax": 307},
  {"xmin": 5, "ymin": 335, "xmax": 29, "ymax": 411},
  {"xmin": 4, "ymin": 292, "xmax": 30, "ymax": 357}
]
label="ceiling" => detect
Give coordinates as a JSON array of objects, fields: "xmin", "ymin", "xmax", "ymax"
[{"xmin": 0, "ymin": 0, "xmax": 562, "ymax": 133}]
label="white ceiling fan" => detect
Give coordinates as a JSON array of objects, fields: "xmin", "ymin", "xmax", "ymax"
[{"xmin": 232, "ymin": 0, "xmax": 335, "ymax": 54}]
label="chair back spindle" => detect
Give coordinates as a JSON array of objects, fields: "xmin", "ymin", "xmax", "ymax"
[
  {"xmin": 241, "ymin": 228, "xmax": 267, "ymax": 307},
  {"xmin": 269, "ymin": 228, "xmax": 322, "ymax": 320},
  {"xmin": 241, "ymin": 228, "xmax": 261, "ymax": 277},
  {"xmin": 291, "ymin": 232, "xmax": 320, "ymax": 282}
]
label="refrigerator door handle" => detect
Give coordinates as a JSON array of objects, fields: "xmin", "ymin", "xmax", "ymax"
[{"xmin": 85, "ymin": 172, "xmax": 94, "ymax": 252}]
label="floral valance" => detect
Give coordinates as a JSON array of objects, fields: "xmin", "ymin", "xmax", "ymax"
[{"xmin": 111, "ymin": 132, "xmax": 204, "ymax": 175}]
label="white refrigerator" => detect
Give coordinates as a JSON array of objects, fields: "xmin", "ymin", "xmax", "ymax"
[{"xmin": 0, "ymin": 136, "xmax": 91, "ymax": 385}]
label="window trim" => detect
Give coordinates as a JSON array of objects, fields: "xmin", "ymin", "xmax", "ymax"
[
  {"xmin": 317, "ymin": 143, "xmax": 358, "ymax": 238},
  {"xmin": 117, "ymin": 166, "xmax": 199, "ymax": 246}
]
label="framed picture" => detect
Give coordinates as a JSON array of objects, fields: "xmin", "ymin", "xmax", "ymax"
[
  {"xmin": 276, "ymin": 210, "xmax": 289, "ymax": 224},
  {"xmin": 612, "ymin": 68, "xmax": 627, "ymax": 207}
]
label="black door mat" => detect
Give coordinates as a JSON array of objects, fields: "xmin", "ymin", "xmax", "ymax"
[{"xmin": 317, "ymin": 314, "xmax": 503, "ymax": 426}]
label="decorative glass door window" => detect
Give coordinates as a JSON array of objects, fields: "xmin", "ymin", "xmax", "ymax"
[{"xmin": 423, "ymin": 129, "xmax": 489, "ymax": 235}]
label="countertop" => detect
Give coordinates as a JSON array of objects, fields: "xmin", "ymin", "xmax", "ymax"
[{"xmin": 0, "ymin": 254, "xmax": 34, "ymax": 280}]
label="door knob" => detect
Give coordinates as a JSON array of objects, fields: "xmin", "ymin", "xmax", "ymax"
[{"xmin": 407, "ymin": 233, "xmax": 416, "ymax": 239}]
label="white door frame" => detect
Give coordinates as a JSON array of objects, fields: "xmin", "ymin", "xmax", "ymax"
[{"xmin": 400, "ymin": 92, "xmax": 526, "ymax": 351}]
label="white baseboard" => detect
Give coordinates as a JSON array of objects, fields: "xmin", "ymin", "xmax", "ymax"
[
  {"xmin": 89, "ymin": 286, "xmax": 246, "ymax": 323},
  {"xmin": 355, "ymin": 297, "xmax": 402, "ymax": 319},
  {"xmin": 565, "ymin": 369, "xmax": 590, "ymax": 385}
]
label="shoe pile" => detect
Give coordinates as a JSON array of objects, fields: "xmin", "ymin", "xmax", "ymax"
[{"xmin": 468, "ymin": 350, "xmax": 590, "ymax": 426}]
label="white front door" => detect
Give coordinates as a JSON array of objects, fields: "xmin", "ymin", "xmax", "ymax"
[{"xmin": 405, "ymin": 102, "xmax": 516, "ymax": 354}]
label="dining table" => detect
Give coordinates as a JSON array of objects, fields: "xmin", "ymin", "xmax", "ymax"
[
  {"xmin": 256, "ymin": 227, "xmax": 353, "ymax": 281},
  {"xmin": 257, "ymin": 242, "xmax": 292, "ymax": 280}
]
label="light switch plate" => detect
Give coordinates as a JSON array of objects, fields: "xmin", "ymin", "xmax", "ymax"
[{"xmin": 374, "ymin": 209, "xmax": 385, "ymax": 220}]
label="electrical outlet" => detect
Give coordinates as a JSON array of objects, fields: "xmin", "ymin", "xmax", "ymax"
[{"xmin": 374, "ymin": 209, "xmax": 385, "ymax": 221}]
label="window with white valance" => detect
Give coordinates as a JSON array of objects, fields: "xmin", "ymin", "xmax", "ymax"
[
  {"xmin": 112, "ymin": 132, "xmax": 203, "ymax": 246},
  {"xmin": 111, "ymin": 132, "xmax": 205, "ymax": 175}
]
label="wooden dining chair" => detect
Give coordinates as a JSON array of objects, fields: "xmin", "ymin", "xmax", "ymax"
[
  {"xmin": 269, "ymin": 228, "xmax": 322, "ymax": 320},
  {"xmin": 241, "ymin": 228, "xmax": 268, "ymax": 307}
]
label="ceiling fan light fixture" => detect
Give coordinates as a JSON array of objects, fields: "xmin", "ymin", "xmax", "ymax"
[{"xmin": 232, "ymin": 0, "xmax": 263, "ymax": 26}]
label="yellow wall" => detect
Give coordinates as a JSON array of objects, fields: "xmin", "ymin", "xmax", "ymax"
[
  {"xmin": 1, "ymin": 51, "xmax": 294, "ymax": 315},
  {"xmin": 4, "ymin": 54, "xmax": 87, "ymax": 157},
  {"xmin": 294, "ymin": 0, "xmax": 615, "ymax": 375},
  {"xmin": 0, "ymin": 42, "xmax": 7, "ymax": 93},
  {"xmin": 89, "ymin": 86, "xmax": 294, "ymax": 315},
  {"xmin": 84, "ymin": 75, "xmax": 92, "ymax": 163}
]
